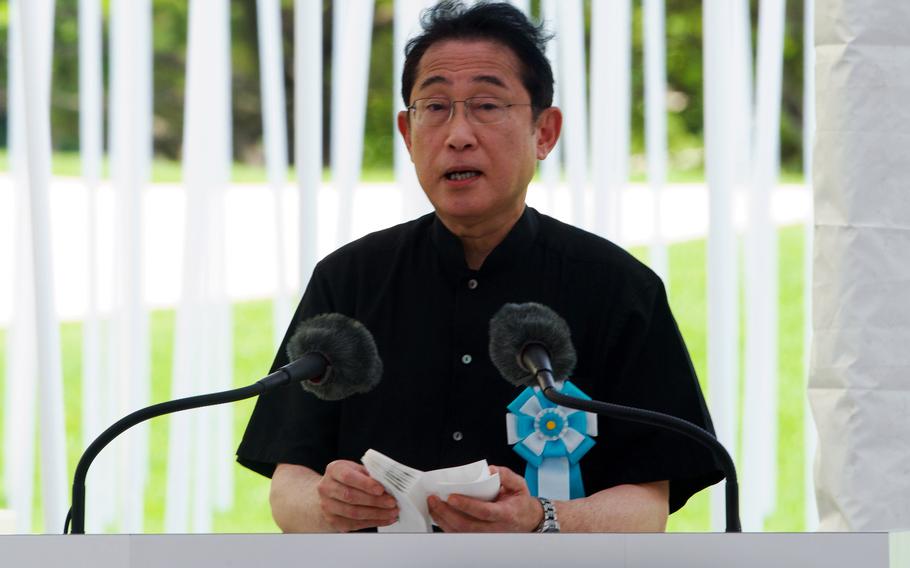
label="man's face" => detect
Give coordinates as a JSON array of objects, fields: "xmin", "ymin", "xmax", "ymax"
[{"xmin": 397, "ymin": 39, "xmax": 561, "ymax": 229}]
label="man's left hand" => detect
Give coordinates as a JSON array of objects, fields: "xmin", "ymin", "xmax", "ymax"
[{"xmin": 427, "ymin": 465, "xmax": 543, "ymax": 532}]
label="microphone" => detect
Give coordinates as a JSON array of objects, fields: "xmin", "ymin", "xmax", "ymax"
[
  {"xmin": 285, "ymin": 313, "xmax": 383, "ymax": 400},
  {"xmin": 488, "ymin": 302, "xmax": 742, "ymax": 533},
  {"xmin": 65, "ymin": 313, "xmax": 382, "ymax": 534},
  {"xmin": 488, "ymin": 302, "xmax": 575, "ymax": 390}
]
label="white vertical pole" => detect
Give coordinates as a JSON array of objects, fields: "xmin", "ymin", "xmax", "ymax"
[
  {"xmin": 802, "ymin": 0, "xmax": 819, "ymax": 532},
  {"xmin": 742, "ymin": 0, "xmax": 785, "ymax": 532},
  {"xmin": 109, "ymin": 0, "xmax": 153, "ymax": 533},
  {"xmin": 295, "ymin": 0, "xmax": 322, "ymax": 291},
  {"xmin": 731, "ymin": 0, "xmax": 754, "ymax": 192},
  {"xmin": 555, "ymin": 0, "xmax": 587, "ymax": 228},
  {"xmin": 591, "ymin": 0, "xmax": 631, "ymax": 241},
  {"xmin": 331, "ymin": 0, "xmax": 375, "ymax": 246},
  {"xmin": 166, "ymin": 0, "xmax": 233, "ymax": 534},
  {"xmin": 256, "ymin": 0, "xmax": 292, "ymax": 350},
  {"xmin": 644, "ymin": 0, "xmax": 668, "ymax": 284},
  {"xmin": 4, "ymin": 0, "xmax": 38, "ymax": 534},
  {"xmin": 538, "ymin": 0, "xmax": 561, "ymax": 214},
  {"xmin": 17, "ymin": 0, "xmax": 68, "ymax": 533},
  {"xmin": 703, "ymin": 0, "xmax": 740, "ymax": 533},
  {"xmin": 79, "ymin": 0, "xmax": 111, "ymax": 533},
  {"xmin": 394, "ymin": 0, "xmax": 432, "ymax": 221}
]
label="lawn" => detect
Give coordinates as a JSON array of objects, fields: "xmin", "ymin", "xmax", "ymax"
[
  {"xmin": 0, "ymin": 225, "xmax": 809, "ymax": 533},
  {"xmin": 0, "ymin": 149, "xmax": 806, "ymax": 185}
]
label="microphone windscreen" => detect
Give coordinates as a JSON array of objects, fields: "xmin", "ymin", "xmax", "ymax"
[
  {"xmin": 286, "ymin": 313, "xmax": 383, "ymax": 401},
  {"xmin": 488, "ymin": 302, "xmax": 577, "ymax": 387}
]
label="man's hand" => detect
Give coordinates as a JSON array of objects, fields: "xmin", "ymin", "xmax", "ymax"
[
  {"xmin": 427, "ymin": 465, "xmax": 543, "ymax": 533},
  {"xmin": 316, "ymin": 460, "xmax": 399, "ymax": 532}
]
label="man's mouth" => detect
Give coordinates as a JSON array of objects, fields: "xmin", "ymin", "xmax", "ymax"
[{"xmin": 445, "ymin": 170, "xmax": 481, "ymax": 181}]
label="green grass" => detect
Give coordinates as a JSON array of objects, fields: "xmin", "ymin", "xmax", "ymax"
[
  {"xmin": 0, "ymin": 226, "xmax": 810, "ymax": 533},
  {"xmin": 0, "ymin": 149, "xmax": 807, "ymax": 185}
]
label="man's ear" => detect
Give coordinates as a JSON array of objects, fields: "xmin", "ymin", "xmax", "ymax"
[
  {"xmin": 534, "ymin": 107, "xmax": 563, "ymax": 160},
  {"xmin": 397, "ymin": 110, "xmax": 413, "ymax": 157}
]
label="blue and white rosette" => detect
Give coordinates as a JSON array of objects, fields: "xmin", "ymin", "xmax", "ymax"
[{"xmin": 505, "ymin": 381, "xmax": 598, "ymax": 500}]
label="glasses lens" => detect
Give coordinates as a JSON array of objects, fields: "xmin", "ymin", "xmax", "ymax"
[
  {"xmin": 416, "ymin": 98, "xmax": 452, "ymax": 126},
  {"xmin": 467, "ymin": 97, "xmax": 507, "ymax": 124}
]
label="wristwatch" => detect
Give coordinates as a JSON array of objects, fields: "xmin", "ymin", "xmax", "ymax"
[{"xmin": 536, "ymin": 497, "xmax": 560, "ymax": 533}]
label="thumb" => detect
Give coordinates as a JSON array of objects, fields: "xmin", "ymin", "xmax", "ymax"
[{"xmin": 491, "ymin": 465, "xmax": 529, "ymax": 493}]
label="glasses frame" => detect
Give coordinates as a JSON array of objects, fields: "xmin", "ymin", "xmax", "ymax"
[{"xmin": 407, "ymin": 96, "xmax": 534, "ymax": 126}]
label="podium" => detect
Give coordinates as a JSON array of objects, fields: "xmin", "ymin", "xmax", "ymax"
[{"xmin": 3, "ymin": 532, "xmax": 909, "ymax": 567}]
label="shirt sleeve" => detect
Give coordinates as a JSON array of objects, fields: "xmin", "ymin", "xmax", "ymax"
[
  {"xmin": 591, "ymin": 277, "xmax": 725, "ymax": 513},
  {"xmin": 235, "ymin": 264, "xmax": 343, "ymax": 478}
]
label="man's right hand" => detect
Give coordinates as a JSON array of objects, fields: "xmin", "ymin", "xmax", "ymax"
[{"xmin": 317, "ymin": 460, "xmax": 399, "ymax": 532}]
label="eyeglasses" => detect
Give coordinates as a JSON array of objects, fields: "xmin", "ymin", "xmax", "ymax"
[{"xmin": 407, "ymin": 97, "xmax": 533, "ymax": 127}]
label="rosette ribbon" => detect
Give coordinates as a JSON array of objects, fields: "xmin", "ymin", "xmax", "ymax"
[{"xmin": 505, "ymin": 381, "xmax": 598, "ymax": 500}]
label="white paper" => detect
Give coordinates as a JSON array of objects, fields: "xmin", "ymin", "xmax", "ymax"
[{"xmin": 361, "ymin": 449, "xmax": 501, "ymax": 533}]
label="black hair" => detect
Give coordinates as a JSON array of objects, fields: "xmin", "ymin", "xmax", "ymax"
[{"xmin": 401, "ymin": 1, "xmax": 555, "ymax": 114}]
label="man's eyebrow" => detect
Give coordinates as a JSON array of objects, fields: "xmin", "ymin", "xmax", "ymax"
[
  {"xmin": 472, "ymin": 75, "xmax": 507, "ymax": 88},
  {"xmin": 416, "ymin": 74, "xmax": 508, "ymax": 91},
  {"xmin": 417, "ymin": 75, "xmax": 451, "ymax": 90}
]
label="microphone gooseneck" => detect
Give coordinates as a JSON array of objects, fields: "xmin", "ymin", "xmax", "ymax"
[
  {"xmin": 66, "ymin": 313, "xmax": 382, "ymax": 534},
  {"xmin": 488, "ymin": 302, "xmax": 742, "ymax": 533}
]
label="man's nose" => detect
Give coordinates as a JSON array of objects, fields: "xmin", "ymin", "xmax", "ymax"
[{"xmin": 445, "ymin": 102, "xmax": 477, "ymax": 151}]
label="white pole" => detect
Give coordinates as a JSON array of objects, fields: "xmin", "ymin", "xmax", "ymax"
[
  {"xmin": 591, "ymin": 0, "xmax": 631, "ymax": 241},
  {"xmin": 538, "ymin": 0, "xmax": 561, "ymax": 214},
  {"xmin": 166, "ymin": 0, "xmax": 233, "ymax": 533},
  {"xmin": 78, "ymin": 0, "xmax": 110, "ymax": 533},
  {"xmin": 703, "ymin": 0, "xmax": 740, "ymax": 533},
  {"xmin": 295, "ymin": 0, "xmax": 322, "ymax": 291},
  {"xmin": 802, "ymin": 0, "xmax": 819, "ymax": 532},
  {"xmin": 109, "ymin": 0, "xmax": 153, "ymax": 532},
  {"xmin": 644, "ymin": 0, "xmax": 669, "ymax": 283},
  {"xmin": 331, "ymin": 0, "xmax": 375, "ymax": 246},
  {"xmin": 4, "ymin": 0, "xmax": 38, "ymax": 534},
  {"xmin": 555, "ymin": 0, "xmax": 588, "ymax": 228},
  {"xmin": 17, "ymin": 0, "xmax": 69, "ymax": 532},
  {"xmin": 256, "ymin": 0, "xmax": 292, "ymax": 349},
  {"xmin": 742, "ymin": 0, "xmax": 785, "ymax": 531},
  {"xmin": 394, "ymin": 0, "xmax": 432, "ymax": 221}
]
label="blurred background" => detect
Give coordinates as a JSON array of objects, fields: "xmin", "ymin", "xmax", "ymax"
[{"xmin": 0, "ymin": 0, "xmax": 815, "ymax": 534}]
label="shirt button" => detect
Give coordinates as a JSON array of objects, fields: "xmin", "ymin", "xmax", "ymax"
[
  {"xmin": 452, "ymin": 431, "xmax": 463, "ymax": 441},
  {"xmin": 467, "ymin": 278, "xmax": 478, "ymax": 290},
  {"xmin": 461, "ymin": 354, "xmax": 472, "ymax": 364}
]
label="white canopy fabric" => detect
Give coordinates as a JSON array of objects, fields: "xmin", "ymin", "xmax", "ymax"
[{"xmin": 811, "ymin": 0, "xmax": 910, "ymax": 530}]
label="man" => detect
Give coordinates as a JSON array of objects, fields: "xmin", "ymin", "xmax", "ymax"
[{"xmin": 238, "ymin": 1, "xmax": 722, "ymax": 533}]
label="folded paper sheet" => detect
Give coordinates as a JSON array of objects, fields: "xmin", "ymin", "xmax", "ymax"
[{"xmin": 361, "ymin": 449, "xmax": 501, "ymax": 533}]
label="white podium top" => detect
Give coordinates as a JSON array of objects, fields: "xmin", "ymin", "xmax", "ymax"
[{"xmin": 3, "ymin": 532, "xmax": 909, "ymax": 567}]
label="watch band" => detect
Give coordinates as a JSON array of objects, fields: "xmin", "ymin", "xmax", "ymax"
[{"xmin": 536, "ymin": 497, "xmax": 560, "ymax": 533}]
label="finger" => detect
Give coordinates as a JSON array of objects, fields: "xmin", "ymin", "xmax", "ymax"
[
  {"xmin": 444, "ymin": 493, "xmax": 499, "ymax": 522},
  {"xmin": 320, "ymin": 478, "xmax": 397, "ymax": 509},
  {"xmin": 326, "ymin": 461, "xmax": 388, "ymax": 497},
  {"xmin": 323, "ymin": 497, "xmax": 400, "ymax": 524},
  {"xmin": 490, "ymin": 465, "xmax": 529, "ymax": 494},
  {"xmin": 428, "ymin": 495, "xmax": 489, "ymax": 532}
]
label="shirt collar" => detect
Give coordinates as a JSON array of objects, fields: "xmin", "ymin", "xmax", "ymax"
[{"xmin": 430, "ymin": 206, "xmax": 540, "ymax": 278}]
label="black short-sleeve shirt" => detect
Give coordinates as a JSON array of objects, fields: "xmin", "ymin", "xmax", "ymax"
[{"xmin": 237, "ymin": 207, "xmax": 723, "ymax": 513}]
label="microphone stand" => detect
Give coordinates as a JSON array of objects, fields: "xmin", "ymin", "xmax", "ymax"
[
  {"xmin": 64, "ymin": 356, "xmax": 325, "ymax": 534},
  {"xmin": 526, "ymin": 356, "xmax": 741, "ymax": 532}
]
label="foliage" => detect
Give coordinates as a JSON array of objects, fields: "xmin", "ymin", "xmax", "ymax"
[{"xmin": 0, "ymin": 0, "xmax": 809, "ymax": 177}]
